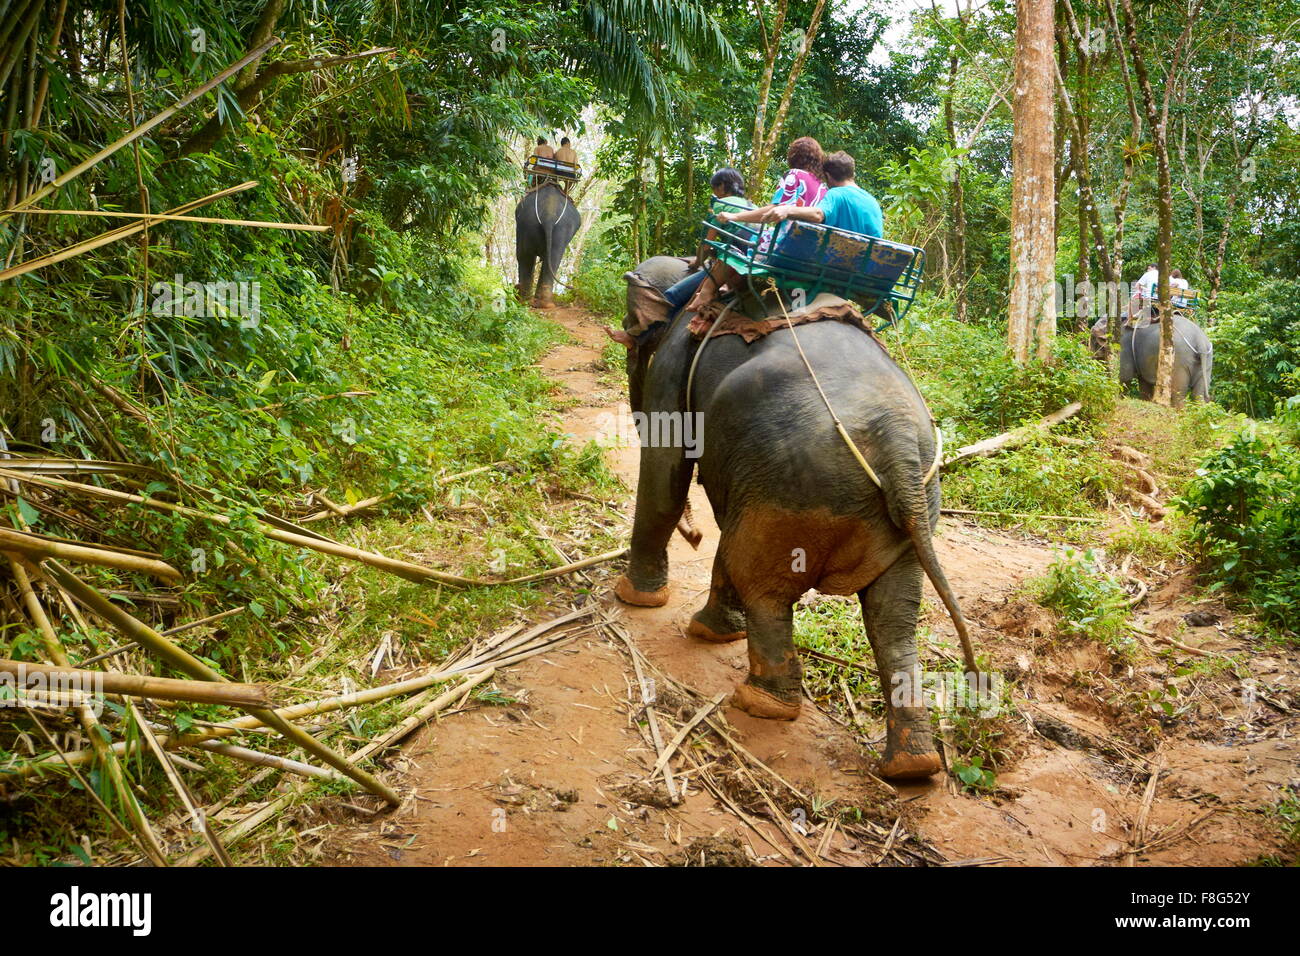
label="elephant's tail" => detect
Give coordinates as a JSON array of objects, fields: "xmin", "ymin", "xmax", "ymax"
[{"xmin": 878, "ymin": 435, "xmax": 980, "ymax": 676}]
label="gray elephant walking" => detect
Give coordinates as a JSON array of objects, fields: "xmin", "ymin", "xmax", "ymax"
[
  {"xmin": 1119, "ymin": 314, "xmax": 1213, "ymax": 404},
  {"xmin": 607, "ymin": 257, "xmax": 977, "ymax": 780},
  {"xmin": 514, "ymin": 183, "xmax": 580, "ymax": 309}
]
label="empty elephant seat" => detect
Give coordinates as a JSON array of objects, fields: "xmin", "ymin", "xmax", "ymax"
[{"xmin": 702, "ymin": 217, "xmax": 925, "ymax": 324}]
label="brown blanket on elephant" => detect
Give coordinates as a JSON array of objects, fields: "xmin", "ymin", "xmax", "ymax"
[{"xmin": 687, "ymin": 291, "xmax": 886, "ymax": 344}]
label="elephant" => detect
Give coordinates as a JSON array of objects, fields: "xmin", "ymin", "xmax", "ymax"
[
  {"xmin": 606, "ymin": 257, "xmax": 977, "ymax": 780},
  {"xmin": 514, "ymin": 183, "xmax": 580, "ymax": 308},
  {"xmin": 1118, "ymin": 313, "xmax": 1213, "ymax": 404}
]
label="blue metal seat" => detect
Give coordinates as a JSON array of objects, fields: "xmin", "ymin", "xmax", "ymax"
[{"xmin": 701, "ymin": 216, "xmax": 924, "ymax": 323}]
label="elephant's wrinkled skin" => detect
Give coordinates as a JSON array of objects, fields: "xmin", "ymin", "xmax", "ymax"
[
  {"xmin": 609, "ymin": 257, "xmax": 975, "ymax": 779},
  {"xmin": 515, "ymin": 184, "xmax": 580, "ymax": 308},
  {"xmin": 1119, "ymin": 314, "xmax": 1213, "ymax": 404}
]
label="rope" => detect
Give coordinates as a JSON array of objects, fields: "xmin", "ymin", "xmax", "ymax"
[
  {"xmin": 685, "ymin": 303, "xmax": 733, "ymax": 415},
  {"xmin": 765, "ymin": 282, "xmax": 942, "ymax": 488}
]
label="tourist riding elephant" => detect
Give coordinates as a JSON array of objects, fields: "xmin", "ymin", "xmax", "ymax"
[
  {"xmin": 1119, "ymin": 314, "xmax": 1213, "ymax": 404},
  {"xmin": 605, "ymin": 257, "xmax": 978, "ymax": 780},
  {"xmin": 515, "ymin": 183, "xmax": 580, "ymax": 308}
]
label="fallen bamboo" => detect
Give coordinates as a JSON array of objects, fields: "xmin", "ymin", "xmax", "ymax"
[
  {"xmin": 648, "ymin": 692, "xmax": 724, "ymax": 780},
  {"xmin": 192, "ymin": 740, "xmax": 346, "ymax": 782},
  {"xmin": 9, "ymin": 606, "xmax": 596, "ymax": 776},
  {"xmin": 0, "ymin": 468, "xmax": 624, "ymax": 587},
  {"xmin": 0, "ymin": 527, "xmax": 181, "ymax": 581},
  {"xmin": 348, "ymin": 669, "xmax": 496, "ymax": 763},
  {"xmin": 4, "ymin": 208, "xmax": 328, "ymax": 231},
  {"xmin": 173, "ymin": 617, "xmax": 587, "ymax": 866},
  {"xmin": 7, "ymin": 558, "xmax": 169, "ymax": 865},
  {"xmin": 127, "ymin": 700, "xmax": 232, "ymax": 867},
  {"xmin": 79, "ymin": 606, "xmax": 247, "ymax": 667},
  {"xmin": 1, "ymin": 39, "xmax": 279, "ymax": 221},
  {"xmin": 44, "ymin": 559, "xmax": 401, "ymax": 806},
  {"xmin": 298, "ymin": 461, "xmax": 506, "ymax": 522},
  {"xmin": 0, "ymin": 659, "xmax": 274, "ymax": 708},
  {"xmin": 943, "ymin": 402, "xmax": 1083, "ymax": 467},
  {"xmin": 21, "ymin": 702, "xmax": 165, "ymax": 865}
]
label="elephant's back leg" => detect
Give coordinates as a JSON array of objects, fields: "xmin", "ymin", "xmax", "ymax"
[{"xmin": 859, "ymin": 549, "xmax": 941, "ymax": 778}]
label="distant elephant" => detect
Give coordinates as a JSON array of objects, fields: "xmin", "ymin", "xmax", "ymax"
[
  {"xmin": 1119, "ymin": 314, "xmax": 1213, "ymax": 404},
  {"xmin": 606, "ymin": 257, "xmax": 977, "ymax": 780},
  {"xmin": 515, "ymin": 183, "xmax": 580, "ymax": 308}
]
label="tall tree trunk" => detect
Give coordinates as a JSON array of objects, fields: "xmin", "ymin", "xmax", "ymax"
[
  {"xmin": 944, "ymin": 48, "xmax": 968, "ymax": 322},
  {"xmin": 1009, "ymin": 0, "xmax": 1057, "ymax": 364},
  {"xmin": 1120, "ymin": 0, "xmax": 1203, "ymax": 405},
  {"xmin": 682, "ymin": 100, "xmax": 695, "ymax": 225},
  {"xmin": 748, "ymin": 0, "xmax": 826, "ymax": 197}
]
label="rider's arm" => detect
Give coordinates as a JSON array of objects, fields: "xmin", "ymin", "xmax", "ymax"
[{"xmin": 718, "ymin": 203, "xmax": 825, "ymax": 225}]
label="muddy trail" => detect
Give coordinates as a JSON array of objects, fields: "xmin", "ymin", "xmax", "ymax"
[{"xmin": 322, "ymin": 304, "xmax": 1298, "ymax": 867}]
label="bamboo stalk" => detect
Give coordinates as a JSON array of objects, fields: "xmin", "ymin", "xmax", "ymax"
[
  {"xmin": 0, "ymin": 526, "xmax": 181, "ymax": 580},
  {"xmin": 943, "ymin": 402, "xmax": 1083, "ymax": 467},
  {"xmin": 126, "ymin": 700, "xmax": 232, "ymax": 866},
  {"xmin": 940, "ymin": 508, "xmax": 1103, "ymax": 524},
  {"xmin": 1, "ymin": 40, "xmax": 279, "ymax": 220},
  {"xmin": 192, "ymin": 739, "xmax": 346, "ymax": 782},
  {"xmin": 0, "ymin": 181, "xmax": 262, "ymax": 281},
  {"xmin": 44, "ymin": 559, "xmax": 401, "ymax": 806},
  {"xmin": 21, "ymin": 702, "xmax": 164, "ymax": 865},
  {"xmin": 2, "ymin": 207, "xmax": 328, "ymax": 231},
  {"xmin": 648, "ymin": 692, "xmax": 724, "ymax": 780},
  {"xmin": 10, "ymin": 607, "xmax": 595, "ymax": 776},
  {"xmin": 0, "ymin": 658, "xmax": 273, "ymax": 707},
  {"xmin": 78, "ymin": 606, "xmax": 247, "ymax": 667},
  {"xmin": 349, "ymin": 669, "xmax": 496, "ymax": 763}
]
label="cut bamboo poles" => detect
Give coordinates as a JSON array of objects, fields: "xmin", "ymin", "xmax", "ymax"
[
  {"xmin": 0, "ymin": 38, "xmax": 280, "ymax": 222},
  {"xmin": 0, "ymin": 659, "xmax": 273, "ymax": 708},
  {"xmin": 0, "ymin": 468, "xmax": 626, "ymax": 588},
  {"xmin": 44, "ymin": 559, "xmax": 401, "ymax": 806}
]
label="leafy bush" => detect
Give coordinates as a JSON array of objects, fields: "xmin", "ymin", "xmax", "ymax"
[
  {"xmin": 941, "ymin": 440, "xmax": 1120, "ymax": 522},
  {"xmin": 893, "ymin": 309, "xmax": 1118, "ymax": 448},
  {"xmin": 1026, "ymin": 549, "xmax": 1135, "ymax": 653},
  {"xmin": 1176, "ymin": 430, "xmax": 1300, "ymax": 635},
  {"xmin": 1210, "ymin": 280, "xmax": 1300, "ymax": 418}
]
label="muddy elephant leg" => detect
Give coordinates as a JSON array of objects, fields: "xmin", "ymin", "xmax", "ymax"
[
  {"xmin": 615, "ymin": 446, "xmax": 693, "ymax": 607},
  {"xmin": 731, "ymin": 596, "xmax": 801, "ymax": 720},
  {"xmin": 1138, "ymin": 378, "xmax": 1154, "ymax": 401},
  {"xmin": 860, "ymin": 550, "xmax": 941, "ymax": 779},
  {"xmin": 688, "ymin": 555, "xmax": 747, "ymax": 643}
]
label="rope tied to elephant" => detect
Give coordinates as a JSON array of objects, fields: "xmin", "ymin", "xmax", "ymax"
[
  {"xmin": 533, "ymin": 183, "xmax": 567, "ymax": 228},
  {"xmin": 763, "ymin": 280, "xmax": 943, "ymax": 489}
]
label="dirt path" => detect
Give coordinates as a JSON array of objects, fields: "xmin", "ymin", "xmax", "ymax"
[{"xmin": 324, "ymin": 304, "xmax": 1298, "ymax": 867}]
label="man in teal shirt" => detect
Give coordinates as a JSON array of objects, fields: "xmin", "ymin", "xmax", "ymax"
[{"xmin": 717, "ymin": 150, "xmax": 883, "ymax": 237}]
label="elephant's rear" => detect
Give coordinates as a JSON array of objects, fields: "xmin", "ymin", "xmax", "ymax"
[{"xmin": 698, "ymin": 322, "xmax": 936, "ymax": 597}]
